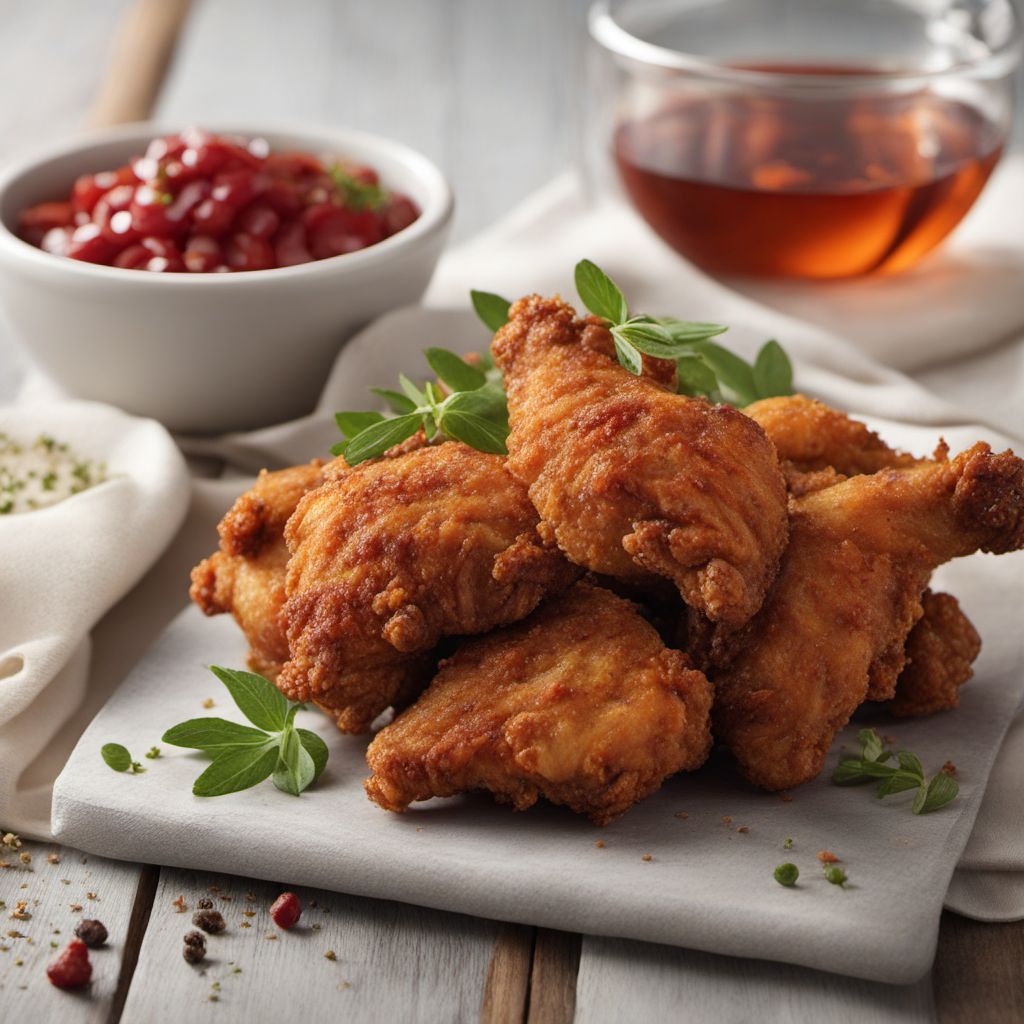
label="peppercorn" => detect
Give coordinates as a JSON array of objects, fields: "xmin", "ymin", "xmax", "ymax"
[
  {"xmin": 192, "ymin": 908, "xmax": 226, "ymax": 934},
  {"xmin": 182, "ymin": 930, "xmax": 206, "ymax": 964},
  {"xmin": 74, "ymin": 919, "xmax": 108, "ymax": 948},
  {"xmin": 196, "ymin": 898, "xmax": 214, "ymax": 910}
]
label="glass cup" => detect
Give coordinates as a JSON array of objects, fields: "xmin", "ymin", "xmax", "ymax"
[{"xmin": 588, "ymin": 0, "xmax": 1022, "ymax": 279}]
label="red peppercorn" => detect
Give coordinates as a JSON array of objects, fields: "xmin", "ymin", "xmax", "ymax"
[
  {"xmin": 270, "ymin": 891, "xmax": 302, "ymax": 930},
  {"xmin": 46, "ymin": 939, "xmax": 92, "ymax": 990}
]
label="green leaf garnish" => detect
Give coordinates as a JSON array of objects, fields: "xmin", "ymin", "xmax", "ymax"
[
  {"xmin": 344, "ymin": 413, "xmax": 423, "ymax": 466},
  {"xmin": 575, "ymin": 259, "xmax": 629, "ymax": 324},
  {"xmin": 101, "ymin": 743, "xmax": 132, "ymax": 773},
  {"xmin": 914, "ymin": 771, "xmax": 959, "ymax": 815},
  {"xmin": 774, "ymin": 862, "xmax": 799, "ymax": 887},
  {"xmin": 332, "ymin": 259, "xmax": 795, "ymax": 462},
  {"xmin": 335, "ymin": 411, "xmax": 385, "ymax": 439},
  {"xmin": 832, "ymin": 729, "xmax": 959, "ymax": 815},
  {"xmin": 272, "ymin": 727, "xmax": 317, "ymax": 797},
  {"xmin": 824, "ymin": 865, "xmax": 848, "ymax": 887},
  {"xmin": 162, "ymin": 667, "xmax": 329, "ymax": 799},
  {"xmin": 297, "ymin": 729, "xmax": 329, "ymax": 781},
  {"xmin": 753, "ymin": 340, "xmax": 793, "ymax": 398},
  {"xmin": 162, "ymin": 717, "xmax": 271, "ymax": 751},
  {"xmin": 470, "ymin": 290, "xmax": 512, "ymax": 333},
  {"xmin": 210, "ymin": 666, "xmax": 290, "ymax": 733},
  {"xmin": 425, "ymin": 348, "xmax": 487, "ymax": 393},
  {"xmin": 370, "ymin": 388, "xmax": 418, "ymax": 415},
  {"xmin": 328, "ymin": 163, "xmax": 387, "ymax": 211},
  {"xmin": 192, "ymin": 743, "xmax": 280, "ymax": 798}
]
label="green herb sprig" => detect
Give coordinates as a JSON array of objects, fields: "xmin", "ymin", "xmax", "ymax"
[
  {"xmin": 101, "ymin": 743, "xmax": 146, "ymax": 774},
  {"xmin": 574, "ymin": 260, "xmax": 793, "ymax": 404},
  {"xmin": 332, "ymin": 260, "xmax": 795, "ymax": 463},
  {"xmin": 160, "ymin": 667, "xmax": 328, "ymax": 798},
  {"xmin": 832, "ymin": 728, "xmax": 959, "ymax": 815},
  {"xmin": 328, "ymin": 163, "xmax": 387, "ymax": 211},
  {"xmin": 332, "ymin": 348, "xmax": 509, "ymax": 465}
]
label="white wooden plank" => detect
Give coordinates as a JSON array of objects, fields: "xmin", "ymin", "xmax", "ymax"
[
  {"xmin": 121, "ymin": 865, "xmax": 504, "ymax": 1023},
  {"xmin": 0, "ymin": 837, "xmax": 145, "ymax": 1022},
  {"xmin": 575, "ymin": 935, "xmax": 936, "ymax": 1024}
]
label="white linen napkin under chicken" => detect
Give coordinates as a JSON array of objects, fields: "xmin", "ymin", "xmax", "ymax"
[{"xmin": 14, "ymin": 155, "xmax": 1024, "ymax": 925}]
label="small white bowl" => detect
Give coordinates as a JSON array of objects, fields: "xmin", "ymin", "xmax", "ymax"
[{"xmin": 0, "ymin": 123, "xmax": 453, "ymax": 433}]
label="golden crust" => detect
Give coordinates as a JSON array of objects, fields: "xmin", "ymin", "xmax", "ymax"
[
  {"xmin": 492, "ymin": 295, "xmax": 788, "ymax": 632},
  {"xmin": 713, "ymin": 443, "xmax": 1024, "ymax": 791},
  {"xmin": 364, "ymin": 581, "xmax": 713, "ymax": 824},
  {"xmin": 279, "ymin": 442, "xmax": 579, "ymax": 734},
  {"xmin": 189, "ymin": 460, "xmax": 327, "ymax": 678}
]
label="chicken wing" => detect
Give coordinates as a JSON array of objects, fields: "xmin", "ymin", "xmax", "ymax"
[
  {"xmin": 190, "ymin": 460, "xmax": 327, "ymax": 678},
  {"xmin": 279, "ymin": 442, "xmax": 578, "ymax": 734},
  {"xmin": 746, "ymin": 395, "xmax": 982, "ymax": 715},
  {"xmin": 492, "ymin": 295, "xmax": 788, "ymax": 632},
  {"xmin": 888, "ymin": 589, "xmax": 981, "ymax": 718},
  {"xmin": 713, "ymin": 442, "xmax": 1024, "ymax": 790},
  {"xmin": 364, "ymin": 581, "xmax": 713, "ymax": 824}
]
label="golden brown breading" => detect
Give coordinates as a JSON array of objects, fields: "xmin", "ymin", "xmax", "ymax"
[
  {"xmin": 744, "ymin": 395, "xmax": 982, "ymax": 716},
  {"xmin": 364, "ymin": 581, "xmax": 713, "ymax": 824},
  {"xmin": 492, "ymin": 295, "xmax": 788, "ymax": 632},
  {"xmin": 713, "ymin": 442, "xmax": 1024, "ymax": 791},
  {"xmin": 889, "ymin": 590, "xmax": 981, "ymax": 717},
  {"xmin": 745, "ymin": 394, "xmax": 919, "ymax": 480},
  {"xmin": 190, "ymin": 460, "xmax": 327, "ymax": 678},
  {"xmin": 279, "ymin": 442, "xmax": 579, "ymax": 734}
]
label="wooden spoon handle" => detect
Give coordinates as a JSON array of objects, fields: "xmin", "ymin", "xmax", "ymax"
[{"xmin": 88, "ymin": 0, "xmax": 193, "ymax": 127}]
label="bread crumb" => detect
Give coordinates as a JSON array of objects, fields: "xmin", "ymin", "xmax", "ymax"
[
  {"xmin": 47, "ymin": 853, "xmax": 60, "ymax": 865},
  {"xmin": 737, "ymin": 826, "xmax": 749, "ymax": 834},
  {"xmin": 324, "ymin": 950, "xmax": 337, "ymax": 961},
  {"xmin": 202, "ymin": 698, "xmax": 215, "ymax": 708},
  {"xmin": 674, "ymin": 811, "xmax": 688, "ymax": 820},
  {"xmin": 780, "ymin": 793, "xmax": 793, "ymax": 803},
  {"xmin": 942, "ymin": 761, "xmax": 956, "ymax": 776},
  {"xmin": 641, "ymin": 854, "xmax": 653, "ymax": 862},
  {"xmin": 595, "ymin": 840, "xmax": 605, "ymax": 849},
  {"xmin": 721, "ymin": 815, "xmax": 732, "ymax": 824}
]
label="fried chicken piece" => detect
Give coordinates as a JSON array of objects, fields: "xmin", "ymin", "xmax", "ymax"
[
  {"xmin": 713, "ymin": 442, "xmax": 1024, "ymax": 790},
  {"xmin": 889, "ymin": 590, "xmax": 981, "ymax": 717},
  {"xmin": 492, "ymin": 295, "xmax": 788, "ymax": 631},
  {"xmin": 745, "ymin": 394, "xmax": 919, "ymax": 490},
  {"xmin": 364, "ymin": 581, "xmax": 713, "ymax": 824},
  {"xmin": 280, "ymin": 442, "xmax": 578, "ymax": 733},
  {"xmin": 190, "ymin": 460, "xmax": 327, "ymax": 678},
  {"xmin": 746, "ymin": 396, "xmax": 983, "ymax": 715}
]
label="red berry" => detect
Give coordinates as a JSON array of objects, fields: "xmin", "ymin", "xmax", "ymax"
[
  {"xmin": 224, "ymin": 232, "xmax": 275, "ymax": 271},
  {"xmin": 269, "ymin": 891, "xmax": 302, "ymax": 930},
  {"xmin": 46, "ymin": 939, "xmax": 92, "ymax": 991},
  {"xmin": 237, "ymin": 201, "xmax": 280, "ymax": 240},
  {"xmin": 382, "ymin": 194, "xmax": 419, "ymax": 236},
  {"xmin": 273, "ymin": 220, "xmax": 313, "ymax": 267}
]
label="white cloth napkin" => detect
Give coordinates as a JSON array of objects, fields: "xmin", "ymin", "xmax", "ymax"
[{"xmin": 0, "ymin": 401, "xmax": 189, "ymax": 836}]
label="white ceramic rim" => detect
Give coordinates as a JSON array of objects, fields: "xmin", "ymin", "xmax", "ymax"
[
  {"xmin": 0, "ymin": 121, "xmax": 453, "ymax": 284},
  {"xmin": 588, "ymin": 0, "xmax": 1024, "ymax": 88}
]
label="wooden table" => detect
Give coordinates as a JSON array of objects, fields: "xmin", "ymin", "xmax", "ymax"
[{"xmin": 1, "ymin": 2, "xmax": 1022, "ymax": 1020}]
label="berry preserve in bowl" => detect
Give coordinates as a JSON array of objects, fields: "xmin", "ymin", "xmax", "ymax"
[
  {"xmin": 0, "ymin": 124, "xmax": 452, "ymax": 433},
  {"xmin": 18, "ymin": 128, "xmax": 421, "ymax": 273}
]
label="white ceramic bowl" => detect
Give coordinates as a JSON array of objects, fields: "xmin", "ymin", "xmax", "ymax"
[{"xmin": 0, "ymin": 123, "xmax": 453, "ymax": 433}]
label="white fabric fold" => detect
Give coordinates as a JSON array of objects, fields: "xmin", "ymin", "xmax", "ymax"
[{"xmin": 0, "ymin": 402, "xmax": 189, "ymax": 835}]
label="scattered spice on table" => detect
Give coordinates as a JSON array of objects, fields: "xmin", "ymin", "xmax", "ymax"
[
  {"xmin": 942, "ymin": 761, "xmax": 957, "ymax": 775},
  {"xmin": 641, "ymin": 854, "xmax": 653, "ymax": 862},
  {"xmin": 172, "ymin": 895, "xmax": 188, "ymax": 913},
  {"xmin": 201, "ymin": 698, "xmax": 215, "ymax": 708},
  {"xmin": 324, "ymin": 950, "xmax": 337, "ymax": 961},
  {"xmin": 75, "ymin": 919, "xmax": 108, "ymax": 948},
  {"xmin": 817, "ymin": 850, "xmax": 840, "ymax": 864},
  {"xmin": 183, "ymin": 930, "xmax": 206, "ymax": 964},
  {"xmin": 193, "ymin": 908, "xmax": 226, "ymax": 934},
  {"xmin": 594, "ymin": 840, "xmax": 605, "ymax": 849},
  {"xmin": 47, "ymin": 853, "xmax": 60, "ymax": 865}
]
